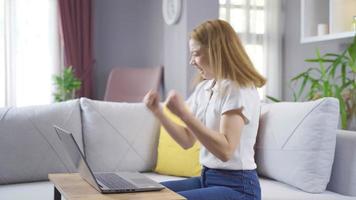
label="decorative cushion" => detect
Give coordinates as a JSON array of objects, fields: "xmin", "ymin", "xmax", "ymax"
[
  {"xmin": 154, "ymin": 106, "xmax": 201, "ymax": 177},
  {"xmin": 0, "ymin": 100, "xmax": 83, "ymax": 184},
  {"xmin": 255, "ymin": 97, "xmax": 339, "ymax": 193},
  {"xmin": 80, "ymin": 98, "xmax": 160, "ymax": 172}
]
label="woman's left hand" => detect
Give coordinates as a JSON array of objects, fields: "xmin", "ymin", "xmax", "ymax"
[{"xmin": 165, "ymin": 90, "xmax": 189, "ymax": 119}]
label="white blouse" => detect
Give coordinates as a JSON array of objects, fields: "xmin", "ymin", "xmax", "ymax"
[{"xmin": 186, "ymin": 79, "xmax": 260, "ymax": 170}]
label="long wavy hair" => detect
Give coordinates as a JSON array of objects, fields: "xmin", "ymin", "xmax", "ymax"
[{"xmin": 190, "ymin": 19, "xmax": 266, "ymax": 88}]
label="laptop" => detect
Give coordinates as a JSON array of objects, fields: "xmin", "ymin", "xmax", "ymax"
[{"xmin": 53, "ymin": 125, "xmax": 165, "ymax": 193}]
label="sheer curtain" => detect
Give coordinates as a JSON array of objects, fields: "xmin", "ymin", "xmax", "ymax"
[
  {"xmin": 264, "ymin": 0, "xmax": 283, "ymax": 99},
  {"xmin": 219, "ymin": 0, "xmax": 283, "ymax": 100},
  {"xmin": 0, "ymin": 0, "xmax": 6, "ymax": 107},
  {"xmin": 0, "ymin": 0, "xmax": 61, "ymax": 107}
]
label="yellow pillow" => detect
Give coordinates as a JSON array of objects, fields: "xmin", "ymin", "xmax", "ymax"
[{"xmin": 154, "ymin": 106, "xmax": 201, "ymax": 177}]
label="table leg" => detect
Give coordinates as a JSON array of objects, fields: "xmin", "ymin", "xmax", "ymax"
[{"xmin": 54, "ymin": 186, "xmax": 61, "ymax": 200}]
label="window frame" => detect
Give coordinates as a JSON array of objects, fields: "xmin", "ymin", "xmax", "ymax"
[
  {"xmin": 219, "ymin": 0, "xmax": 265, "ymax": 44},
  {"xmin": 219, "ymin": 0, "xmax": 266, "ymax": 98}
]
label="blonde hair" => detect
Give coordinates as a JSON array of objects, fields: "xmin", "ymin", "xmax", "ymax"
[{"xmin": 190, "ymin": 19, "xmax": 266, "ymax": 88}]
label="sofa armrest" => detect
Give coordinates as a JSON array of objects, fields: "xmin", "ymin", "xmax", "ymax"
[{"xmin": 327, "ymin": 130, "xmax": 356, "ymax": 196}]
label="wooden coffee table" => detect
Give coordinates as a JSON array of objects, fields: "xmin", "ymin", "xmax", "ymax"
[{"xmin": 49, "ymin": 173, "xmax": 186, "ymax": 200}]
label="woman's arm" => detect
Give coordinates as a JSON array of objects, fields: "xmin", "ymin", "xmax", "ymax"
[
  {"xmin": 182, "ymin": 110, "xmax": 244, "ymax": 162},
  {"xmin": 166, "ymin": 91, "xmax": 245, "ymax": 162},
  {"xmin": 155, "ymin": 111, "xmax": 197, "ymax": 149},
  {"xmin": 143, "ymin": 90, "xmax": 196, "ymax": 149}
]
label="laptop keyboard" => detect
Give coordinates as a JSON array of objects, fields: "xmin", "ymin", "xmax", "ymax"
[{"xmin": 95, "ymin": 173, "xmax": 137, "ymax": 189}]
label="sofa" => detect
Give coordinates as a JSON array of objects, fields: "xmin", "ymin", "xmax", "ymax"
[{"xmin": 0, "ymin": 97, "xmax": 355, "ymax": 200}]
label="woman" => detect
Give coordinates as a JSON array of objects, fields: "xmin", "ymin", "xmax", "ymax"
[{"xmin": 143, "ymin": 19, "xmax": 266, "ymax": 200}]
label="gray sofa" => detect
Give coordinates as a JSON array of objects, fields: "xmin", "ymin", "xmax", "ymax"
[{"xmin": 0, "ymin": 98, "xmax": 355, "ymax": 200}]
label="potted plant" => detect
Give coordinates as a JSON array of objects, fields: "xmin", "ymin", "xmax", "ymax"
[
  {"xmin": 53, "ymin": 66, "xmax": 82, "ymax": 102},
  {"xmin": 288, "ymin": 36, "xmax": 356, "ymax": 130}
]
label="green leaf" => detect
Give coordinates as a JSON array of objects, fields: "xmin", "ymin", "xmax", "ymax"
[
  {"xmin": 288, "ymin": 83, "xmax": 299, "ymax": 101},
  {"xmin": 334, "ymin": 85, "xmax": 348, "ymax": 129},
  {"xmin": 324, "ymin": 53, "xmax": 342, "ymax": 58},
  {"xmin": 341, "ymin": 63, "xmax": 347, "ymax": 85},
  {"xmin": 308, "ymin": 80, "xmax": 321, "ymax": 100},
  {"xmin": 298, "ymin": 74, "xmax": 309, "ymax": 99},
  {"xmin": 305, "ymin": 58, "xmax": 334, "ymax": 63},
  {"xmin": 341, "ymin": 80, "xmax": 353, "ymax": 90},
  {"xmin": 52, "ymin": 66, "xmax": 82, "ymax": 102},
  {"xmin": 314, "ymin": 49, "xmax": 328, "ymax": 80},
  {"xmin": 291, "ymin": 71, "xmax": 307, "ymax": 82},
  {"xmin": 348, "ymin": 35, "xmax": 356, "ymax": 62},
  {"xmin": 266, "ymin": 96, "xmax": 281, "ymax": 102},
  {"xmin": 322, "ymin": 81, "xmax": 330, "ymax": 97}
]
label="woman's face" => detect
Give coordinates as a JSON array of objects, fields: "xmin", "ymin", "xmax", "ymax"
[{"xmin": 189, "ymin": 39, "xmax": 214, "ymax": 80}]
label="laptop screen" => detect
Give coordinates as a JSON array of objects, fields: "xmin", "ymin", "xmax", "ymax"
[{"xmin": 54, "ymin": 126, "xmax": 102, "ymax": 192}]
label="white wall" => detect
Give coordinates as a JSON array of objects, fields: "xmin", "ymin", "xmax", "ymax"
[
  {"xmin": 93, "ymin": 0, "xmax": 164, "ymax": 99},
  {"xmin": 163, "ymin": 0, "xmax": 219, "ymax": 98},
  {"xmin": 93, "ymin": 0, "xmax": 218, "ymax": 99}
]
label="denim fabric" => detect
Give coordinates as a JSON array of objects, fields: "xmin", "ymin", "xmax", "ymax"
[{"xmin": 161, "ymin": 167, "xmax": 261, "ymax": 200}]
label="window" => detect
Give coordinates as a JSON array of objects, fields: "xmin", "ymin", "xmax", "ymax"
[
  {"xmin": 0, "ymin": 0, "xmax": 60, "ymax": 107},
  {"xmin": 219, "ymin": 0, "xmax": 266, "ymax": 98}
]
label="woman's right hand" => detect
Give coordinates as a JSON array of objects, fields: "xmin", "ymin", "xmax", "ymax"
[{"xmin": 143, "ymin": 90, "xmax": 162, "ymax": 116}]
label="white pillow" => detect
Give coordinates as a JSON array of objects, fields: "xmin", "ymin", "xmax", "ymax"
[
  {"xmin": 80, "ymin": 98, "xmax": 160, "ymax": 173},
  {"xmin": 255, "ymin": 97, "xmax": 339, "ymax": 193}
]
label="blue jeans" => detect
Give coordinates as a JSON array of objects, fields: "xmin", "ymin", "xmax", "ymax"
[{"xmin": 161, "ymin": 167, "xmax": 261, "ymax": 200}]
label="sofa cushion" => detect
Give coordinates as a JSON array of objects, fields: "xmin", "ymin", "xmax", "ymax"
[
  {"xmin": 0, "ymin": 181, "xmax": 54, "ymax": 200},
  {"xmin": 144, "ymin": 173, "xmax": 356, "ymax": 200},
  {"xmin": 255, "ymin": 98, "xmax": 339, "ymax": 193},
  {"xmin": 154, "ymin": 106, "xmax": 201, "ymax": 177},
  {"xmin": 143, "ymin": 172, "xmax": 186, "ymax": 183},
  {"xmin": 0, "ymin": 176, "xmax": 353, "ymax": 200},
  {"xmin": 260, "ymin": 178, "xmax": 355, "ymax": 200},
  {"xmin": 0, "ymin": 100, "xmax": 83, "ymax": 184},
  {"xmin": 80, "ymin": 98, "xmax": 160, "ymax": 172},
  {"xmin": 327, "ymin": 130, "xmax": 356, "ymax": 196}
]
